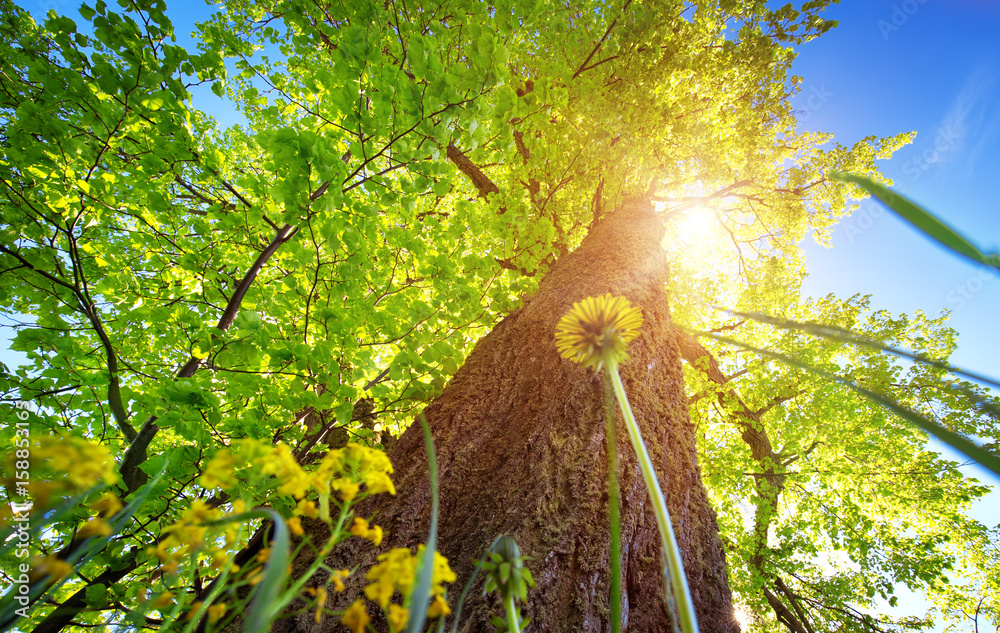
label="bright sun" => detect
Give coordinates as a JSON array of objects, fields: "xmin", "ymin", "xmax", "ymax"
[
  {"xmin": 733, "ymin": 606, "xmax": 752, "ymax": 631},
  {"xmin": 674, "ymin": 205, "xmax": 716, "ymax": 243}
]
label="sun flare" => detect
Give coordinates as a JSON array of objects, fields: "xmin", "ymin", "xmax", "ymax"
[
  {"xmin": 733, "ymin": 606, "xmax": 752, "ymax": 631},
  {"xmin": 674, "ymin": 205, "xmax": 716, "ymax": 243}
]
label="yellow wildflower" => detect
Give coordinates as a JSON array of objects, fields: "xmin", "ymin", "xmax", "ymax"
[
  {"xmin": 294, "ymin": 499, "xmax": 319, "ymax": 518},
  {"xmin": 151, "ymin": 592, "xmax": 174, "ymax": 609},
  {"xmin": 287, "ymin": 516, "xmax": 304, "ymax": 537},
  {"xmin": 331, "ymin": 569, "xmax": 350, "ymax": 592},
  {"xmin": 554, "ymin": 293, "xmax": 644, "ymax": 371},
  {"xmin": 314, "ymin": 586, "xmax": 327, "ymax": 624},
  {"xmin": 425, "ymin": 547, "xmax": 458, "ymax": 593},
  {"xmin": 247, "ymin": 567, "xmax": 264, "ymax": 586},
  {"xmin": 21, "ymin": 434, "xmax": 119, "ymax": 491},
  {"xmin": 365, "ymin": 548, "xmax": 416, "ymax": 608},
  {"xmin": 256, "ymin": 547, "xmax": 271, "ymax": 564},
  {"xmin": 210, "ymin": 549, "xmax": 230, "ymax": 572},
  {"xmin": 363, "ymin": 471, "xmax": 396, "ymax": 496},
  {"xmin": 257, "ymin": 444, "xmax": 311, "ymax": 498},
  {"xmin": 346, "ymin": 443, "xmax": 393, "ymax": 475},
  {"xmin": 199, "ymin": 449, "xmax": 238, "ymax": 489},
  {"xmin": 207, "ymin": 602, "xmax": 227, "ymax": 623},
  {"xmin": 29, "ymin": 555, "xmax": 72, "ymax": 584},
  {"xmin": 341, "ymin": 599, "xmax": 369, "ymax": 633},
  {"xmin": 89, "ymin": 492, "xmax": 123, "ymax": 518},
  {"xmin": 427, "ymin": 594, "xmax": 451, "ymax": 618},
  {"xmin": 331, "ymin": 478, "xmax": 360, "ymax": 502},
  {"xmin": 147, "ymin": 541, "xmax": 172, "ymax": 562},
  {"xmin": 350, "ymin": 517, "xmax": 384, "ymax": 547},
  {"xmin": 77, "ymin": 518, "xmax": 113, "ymax": 539},
  {"xmin": 388, "ymin": 604, "xmax": 408, "ymax": 631},
  {"xmin": 186, "ymin": 602, "xmax": 204, "ymax": 621}
]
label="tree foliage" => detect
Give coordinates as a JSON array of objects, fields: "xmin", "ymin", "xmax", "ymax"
[{"xmin": 0, "ymin": 0, "xmax": 996, "ymax": 631}]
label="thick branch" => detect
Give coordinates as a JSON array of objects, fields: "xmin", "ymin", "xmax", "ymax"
[
  {"xmin": 446, "ymin": 143, "xmax": 500, "ymax": 199},
  {"xmin": 119, "ymin": 223, "xmax": 298, "ymax": 492},
  {"xmin": 28, "ymin": 557, "xmax": 141, "ymax": 633},
  {"xmin": 674, "ymin": 326, "xmax": 812, "ymax": 633}
]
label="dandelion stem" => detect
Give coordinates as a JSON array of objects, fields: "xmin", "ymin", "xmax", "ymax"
[
  {"xmin": 603, "ymin": 368, "xmax": 622, "ymax": 633},
  {"xmin": 606, "ymin": 359, "xmax": 699, "ymax": 633}
]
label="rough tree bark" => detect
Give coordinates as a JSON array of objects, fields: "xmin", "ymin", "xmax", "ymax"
[{"xmin": 291, "ymin": 199, "xmax": 738, "ymax": 633}]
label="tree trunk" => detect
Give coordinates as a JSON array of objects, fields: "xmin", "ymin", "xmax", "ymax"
[{"xmin": 294, "ymin": 199, "xmax": 737, "ymax": 633}]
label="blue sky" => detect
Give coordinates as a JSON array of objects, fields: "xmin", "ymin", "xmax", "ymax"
[
  {"xmin": 791, "ymin": 3, "xmax": 1000, "ymax": 479},
  {"xmin": 792, "ymin": 1, "xmax": 1000, "ymax": 384},
  {"xmin": 790, "ymin": 3, "xmax": 1000, "ymax": 623}
]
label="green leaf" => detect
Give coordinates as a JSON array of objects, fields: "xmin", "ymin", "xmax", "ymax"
[
  {"xmin": 831, "ymin": 171, "xmax": 1000, "ymax": 272},
  {"xmin": 84, "ymin": 584, "xmax": 109, "ymax": 608}
]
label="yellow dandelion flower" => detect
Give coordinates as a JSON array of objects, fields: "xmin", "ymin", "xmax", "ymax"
[
  {"xmin": 77, "ymin": 518, "xmax": 113, "ymax": 539},
  {"xmin": 554, "ymin": 293, "xmax": 644, "ymax": 372},
  {"xmin": 341, "ymin": 599, "xmax": 369, "ymax": 633},
  {"xmin": 427, "ymin": 594, "xmax": 451, "ymax": 618},
  {"xmin": 388, "ymin": 604, "xmax": 409, "ymax": 631}
]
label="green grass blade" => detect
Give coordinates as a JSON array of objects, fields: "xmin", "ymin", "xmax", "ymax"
[
  {"xmin": 241, "ymin": 509, "xmax": 290, "ymax": 633},
  {"xmin": 697, "ymin": 330, "xmax": 1000, "ymax": 479},
  {"xmin": 722, "ymin": 308, "xmax": 1000, "ymax": 392},
  {"xmin": 450, "ymin": 536, "xmax": 501, "ymax": 633},
  {"xmin": 717, "ymin": 309, "xmax": 1000, "ymax": 425},
  {"xmin": 831, "ymin": 171, "xmax": 1000, "ymax": 272},
  {"xmin": 405, "ymin": 413, "xmax": 440, "ymax": 633}
]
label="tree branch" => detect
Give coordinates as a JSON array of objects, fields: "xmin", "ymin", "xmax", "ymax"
[
  {"xmin": 119, "ymin": 223, "xmax": 298, "ymax": 492},
  {"xmin": 446, "ymin": 142, "xmax": 501, "ymax": 199}
]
